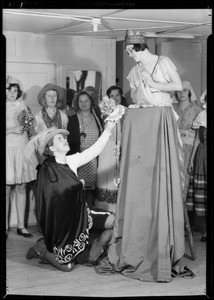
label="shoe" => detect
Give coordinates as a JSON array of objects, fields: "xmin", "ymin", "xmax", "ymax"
[
  {"xmin": 17, "ymin": 228, "xmax": 33, "ymax": 238},
  {"xmin": 26, "ymin": 238, "xmax": 47, "ymax": 260},
  {"xmin": 200, "ymin": 236, "xmax": 206, "ymax": 242},
  {"xmin": 171, "ymin": 266, "xmax": 195, "ymax": 279},
  {"xmin": 26, "ymin": 246, "xmax": 40, "ymax": 259},
  {"xmin": 6, "ymin": 229, "xmax": 8, "ymax": 239}
]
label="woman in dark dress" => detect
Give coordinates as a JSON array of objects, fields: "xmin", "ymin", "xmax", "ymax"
[
  {"xmin": 67, "ymin": 90, "xmax": 104, "ymax": 207},
  {"xmin": 24, "ymin": 122, "xmax": 116, "ymax": 271}
]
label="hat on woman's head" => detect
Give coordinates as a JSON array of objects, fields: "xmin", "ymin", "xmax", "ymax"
[
  {"xmin": 37, "ymin": 83, "xmax": 64, "ymax": 107},
  {"xmin": 24, "ymin": 127, "xmax": 70, "ymax": 163},
  {"xmin": 181, "ymin": 81, "xmax": 197, "ymax": 102},
  {"xmin": 125, "ymin": 30, "xmax": 147, "ymax": 46},
  {"xmin": 6, "ymin": 75, "xmax": 23, "ymax": 97}
]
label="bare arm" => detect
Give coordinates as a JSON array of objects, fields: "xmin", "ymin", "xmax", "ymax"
[
  {"xmin": 6, "ymin": 126, "xmax": 24, "ymax": 135},
  {"xmin": 151, "ymin": 67, "xmax": 182, "ymax": 91},
  {"xmin": 188, "ymin": 129, "xmax": 200, "ymax": 174},
  {"xmin": 74, "ymin": 121, "xmax": 115, "ymax": 168},
  {"xmin": 138, "ymin": 59, "xmax": 182, "ymax": 92}
]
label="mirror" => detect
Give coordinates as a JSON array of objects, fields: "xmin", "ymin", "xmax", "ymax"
[{"xmin": 66, "ymin": 70, "xmax": 102, "ymax": 104}]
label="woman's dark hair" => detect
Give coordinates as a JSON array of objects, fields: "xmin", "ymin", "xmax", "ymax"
[
  {"xmin": 106, "ymin": 85, "xmax": 127, "ymax": 106},
  {"xmin": 73, "ymin": 91, "xmax": 95, "ymax": 112},
  {"xmin": 8, "ymin": 83, "xmax": 23, "ymax": 99},
  {"xmin": 43, "ymin": 137, "xmax": 54, "ymax": 157},
  {"xmin": 125, "ymin": 43, "xmax": 148, "ymax": 52}
]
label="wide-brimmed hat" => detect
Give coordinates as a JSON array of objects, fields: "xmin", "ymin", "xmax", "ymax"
[
  {"xmin": 24, "ymin": 128, "xmax": 70, "ymax": 165},
  {"xmin": 37, "ymin": 83, "xmax": 64, "ymax": 107}
]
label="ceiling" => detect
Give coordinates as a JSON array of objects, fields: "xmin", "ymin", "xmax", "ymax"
[{"xmin": 2, "ymin": 8, "xmax": 212, "ymax": 40}]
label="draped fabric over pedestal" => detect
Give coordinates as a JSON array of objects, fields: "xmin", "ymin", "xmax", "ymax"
[
  {"xmin": 36, "ymin": 156, "xmax": 93, "ymax": 264},
  {"xmin": 97, "ymin": 107, "xmax": 185, "ymax": 282}
]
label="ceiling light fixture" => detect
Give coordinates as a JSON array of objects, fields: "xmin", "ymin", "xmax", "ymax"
[{"xmin": 90, "ymin": 17, "xmax": 101, "ymax": 32}]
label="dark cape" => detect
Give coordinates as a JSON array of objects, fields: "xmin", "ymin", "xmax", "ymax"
[{"xmin": 35, "ymin": 156, "xmax": 93, "ymax": 264}]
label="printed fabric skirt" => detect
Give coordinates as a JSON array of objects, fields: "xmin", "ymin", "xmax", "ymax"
[
  {"xmin": 95, "ymin": 107, "xmax": 185, "ymax": 282},
  {"xmin": 186, "ymin": 143, "xmax": 207, "ymax": 216}
]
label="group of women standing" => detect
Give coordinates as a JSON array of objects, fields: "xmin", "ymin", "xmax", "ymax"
[
  {"xmin": 6, "ymin": 75, "xmax": 127, "ymax": 239},
  {"xmin": 6, "ymin": 29, "xmax": 207, "ymax": 281}
]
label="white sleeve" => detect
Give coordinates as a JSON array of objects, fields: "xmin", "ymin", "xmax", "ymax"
[{"xmin": 74, "ymin": 130, "xmax": 111, "ymax": 168}]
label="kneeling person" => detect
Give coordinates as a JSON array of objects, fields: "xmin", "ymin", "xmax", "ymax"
[{"xmin": 24, "ymin": 122, "xmax": 116, "ymax": 272}]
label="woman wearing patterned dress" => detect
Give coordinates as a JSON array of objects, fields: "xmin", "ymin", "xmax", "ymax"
[
  {"xmin": 187, "ymin": 91, "xmax": 207, "ymax": 242},
  {"xmin": 34, "ymin": 83, "xmax": 68, "ymax": 134},
  {"xmin": 67, "ymin": 90, "xmax": 104, "ymax": 207},
  {"xmin": 6, "ymin": 75, "xmax": 37, "ymax": 238},
  {"xmin": 95, "ymin": 86, "xmax": 127, "ymax": 213},
  {"xmin": 173, "ymin": 81, "xmax": 202, "ymax": 202}
]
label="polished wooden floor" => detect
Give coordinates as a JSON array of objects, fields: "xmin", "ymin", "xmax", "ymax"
[{"xmin": 5, "ymin": 225, "xmax": 206, "ymax": 297}]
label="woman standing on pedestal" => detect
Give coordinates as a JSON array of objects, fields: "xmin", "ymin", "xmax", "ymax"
[{"xmin": 95, "ymin": 31, "xmax": 193, "ymax": 282}]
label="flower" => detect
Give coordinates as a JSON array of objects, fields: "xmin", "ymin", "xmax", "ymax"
[
  {"xmin": 113, "ymin": 177, "xmax": 121, "ymax": 188},
  {"xmin": 98, "ymin": 96, "xmax": 116, "ymax": 119},
  {"xmin": 17, "ymin": 107, "xmax": 36, "ymax": 137}
]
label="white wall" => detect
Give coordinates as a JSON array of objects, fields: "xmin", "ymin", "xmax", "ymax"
[
  {"xmin": 4, "ymin": 31, "xmax": 116, "ymax": 227},
  {"xmin": 157, "ymin": 38, "xmax": 207, "ymax": 104},
  {"xmin": 4, "ymin": 31, "xmax": 116, "ymax": 98}
]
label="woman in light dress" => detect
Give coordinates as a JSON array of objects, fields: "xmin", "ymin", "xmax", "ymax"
[
  {"xmin": 96, "ymin": 31, "xmax": 194, "ymax": 281},
  {"xmin": 6, "ymin": 75, "xmax": 37, "ymax": 238}
]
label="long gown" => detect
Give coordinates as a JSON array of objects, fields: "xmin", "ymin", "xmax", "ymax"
[{"xmin": 96, "ymin": 56, "xmax": 185, "ymax": 282}]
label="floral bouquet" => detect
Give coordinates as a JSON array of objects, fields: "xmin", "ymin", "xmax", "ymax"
[
  {"xmin": 98, "ymin": 96, "xmax": 116, "ymax": 120},
  {"xmin": 99, "ymin": 96, "xmax": 125, "ymax": 123},
  {"xmin": 17, "ymin": 107, "xmax": 36, "ymax": 138},
  {"xmin": 99, "ymin": 96, "xmax": 126, "ymax": 188}
]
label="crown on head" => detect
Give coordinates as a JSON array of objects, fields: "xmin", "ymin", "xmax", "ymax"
[{"xmin": 124, "ymin": 30, "xmax": 147, "ymax": 46}]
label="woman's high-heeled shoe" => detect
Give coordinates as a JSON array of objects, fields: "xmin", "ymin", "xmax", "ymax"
[
  {"xmin": 17, "ymin": 228, "xmax": 33, "ymax": 238},
  {"xmin": 200, "ymin": 235, "xmax": 206, "ymax": 242}
]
